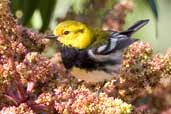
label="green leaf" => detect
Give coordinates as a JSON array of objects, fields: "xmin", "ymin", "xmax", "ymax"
[
  {"xmin": 148, "ymin": 0, "xmax": 158, "ymax": 20},
  {"xmin": 38, "ymin": 0, "xmax": 57, "ymax": 32},
  {"xmin": 11, "ymin": 0, "xmax": 24, "ymax": 14},
  {"xmin": 21, "ymin": 0, "xmax": 40, "ymax": 26}
]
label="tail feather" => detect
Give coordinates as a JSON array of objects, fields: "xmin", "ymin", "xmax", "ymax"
[
  {"xmin": 127, "ymin": 19, "xmax": 149, "ymax": 32},
  {"xmin": 121, "ymin": 19, "xmax": 149, "ymax": 36}
]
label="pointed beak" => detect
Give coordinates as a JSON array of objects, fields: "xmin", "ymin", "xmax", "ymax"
[{"xmin": 45, "ymin": 34, "xmax": 58, "ymax": 39}]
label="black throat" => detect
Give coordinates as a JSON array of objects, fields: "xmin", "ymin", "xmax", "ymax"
[{"xmin": 57, "ymin": 42, "xmax": 104, "ymax": 70}]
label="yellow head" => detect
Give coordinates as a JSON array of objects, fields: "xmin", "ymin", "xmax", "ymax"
[{"xmin": 53, "ymin": 20, "xmax": 93, "ymax": 49}]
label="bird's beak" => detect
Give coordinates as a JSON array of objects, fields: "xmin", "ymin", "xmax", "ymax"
[{"xmin": 45, "ymin": 34, "xmax": 58, "ymax": 39}]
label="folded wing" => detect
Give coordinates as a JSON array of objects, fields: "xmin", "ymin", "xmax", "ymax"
[{"xmin": 88, "ymin": 19, "xmax": 149, "ymax": 62}]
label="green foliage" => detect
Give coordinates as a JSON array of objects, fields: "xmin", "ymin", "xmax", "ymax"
[
  {"xmin": 11, "ymin": 0, "xmax": 56, "ymax": 32},
  {"xmin": 11, "ymin": 0, "xmax": 91, "ymax": 31},
  {"xmin": 11, "ymin": 0, "xmax": 158, "ymax": 29},
  {"xmin": 38, "ymin": 0, "xmax": 56, "ymax": 32}
]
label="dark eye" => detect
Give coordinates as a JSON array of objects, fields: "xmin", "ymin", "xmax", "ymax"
[{"xmin": 63, "ymin": 31, "xmax": 70, "ymax": 35}]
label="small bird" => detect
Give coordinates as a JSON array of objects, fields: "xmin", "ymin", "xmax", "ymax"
[{"xmin": 46, "ymin": 19, "xmax": 149, "ymax": 83}]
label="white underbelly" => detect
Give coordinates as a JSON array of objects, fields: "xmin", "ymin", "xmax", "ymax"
[{"xmin": 71, "ymin": 67, "xmax": 118, "ymax": 83}]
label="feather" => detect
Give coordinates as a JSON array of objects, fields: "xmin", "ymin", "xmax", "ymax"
[
  {"xmin": 122, "ymin": 19, "xmax": 150, "ymax": 36},
  {"xmin": 91, "ymin": 19, "xmax": 149, "ymax": 55},
  {"xmin": 71, "ymin": 67, "xmax": 118, "ymax": 83}
]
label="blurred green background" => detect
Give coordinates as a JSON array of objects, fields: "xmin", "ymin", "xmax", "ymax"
[{"xmin": 11, "ymin": 0, "xmax": 170, "ymax": 53}]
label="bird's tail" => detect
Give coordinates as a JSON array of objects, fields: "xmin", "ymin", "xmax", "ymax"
[
  {"xmin": 127, "ymin": 19, "xmax": 149, "ymax": 32},
  {"xmin": 121, "ymin": 19, "xmax": 149, "ymax": 36}
]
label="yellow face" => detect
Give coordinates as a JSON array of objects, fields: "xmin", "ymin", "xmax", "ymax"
[{"xmin": 53, "ymin": 20, "xmax": 93, "ymax": 49}]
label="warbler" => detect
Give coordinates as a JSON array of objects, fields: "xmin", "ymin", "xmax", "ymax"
[{"xmin": 46, "ymin": 19, "xmax": 149, "ymax": 83}]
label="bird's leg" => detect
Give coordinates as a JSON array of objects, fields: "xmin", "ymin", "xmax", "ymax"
[
  {"xmin": 77, "ymin": 79, "xmax": 85, "ymax": 86},
  {"xmin": 95, "ymin": 80, "xmax": 107, "ymax": 97}
]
